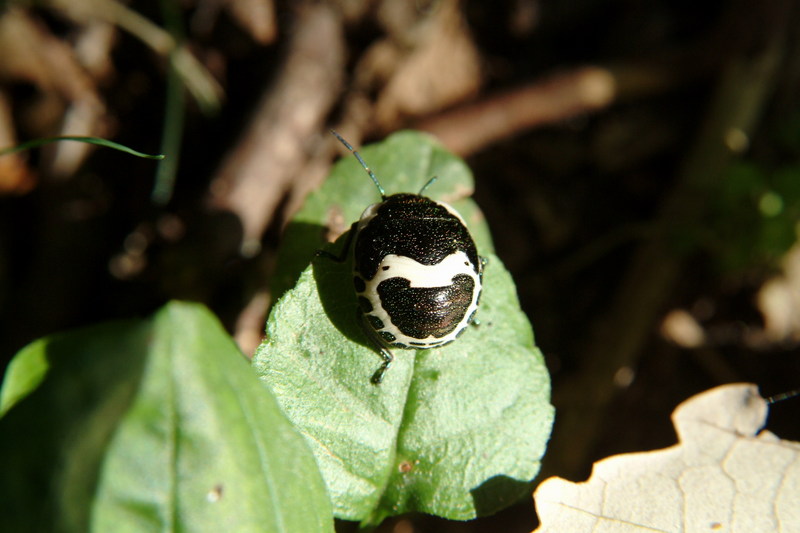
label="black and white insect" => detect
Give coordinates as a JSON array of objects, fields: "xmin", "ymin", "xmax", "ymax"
[{"xmin": 319, "ymin": 131, "xmax": 484, "ymax": 384}]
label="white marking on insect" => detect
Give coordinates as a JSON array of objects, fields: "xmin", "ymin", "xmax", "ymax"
[
  {"xmin": 367, "ymin": 252, "xmax": 478, "ymax": 288},
  {"xmin": 358, "ymin": 251, "xmax": 481, "ymax": 347}
]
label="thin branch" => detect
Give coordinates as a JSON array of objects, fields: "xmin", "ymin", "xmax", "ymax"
[{"xmin": 206, "ymin": 3, "xmax": 345, "ymax": 255}]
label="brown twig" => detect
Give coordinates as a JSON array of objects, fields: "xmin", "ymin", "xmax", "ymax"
[
  {"xmin": 206, "ymin": 2, "xmax": 345, "ymax": 256},
  {"xmin": 415, "ymin": 67, "xmax": 616, "ymax": 157},
  {"xmin": 414, "ymin": 61, "xmax": 703, "ymax": 157}
]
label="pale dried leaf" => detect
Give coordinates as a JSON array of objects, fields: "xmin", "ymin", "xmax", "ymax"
[
  {"xmin": 534, "ymin": 384, "xmax": 800, "ymax": 533},
  {"xmin": 46, "ymin": 97, "xmax": 110, "ymax": 178},
  {"xmin": 74, "ymin": 21, "xmax": 117, "ymax": 81},
  {"xmin": 757, "ymin": 243, "xmax": 800, "ymax": 343},
  {"xmin": 227, "ymin": 0, "xmax": 277, "ymax": 44},
  {"xmin": 364, "ymin": 0, "xmax": 482, "ymax": 129}
]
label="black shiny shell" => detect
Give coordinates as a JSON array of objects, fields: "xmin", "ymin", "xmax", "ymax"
[
  {"xmin": 353, "ymin": 193, "xmax": 482, "ymax": 346},
  {"xmin": 354, "ymin": 194, "xmax": 480, "ymax": 280}
]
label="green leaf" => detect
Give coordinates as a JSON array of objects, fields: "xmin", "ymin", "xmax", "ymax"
[
  {"xmin": 0, "ymin": 302, "xmax": 334, "ymax": 533},
  {"xmin": 254, "ymin": 131, "xmax": 554, "ymax": 523},
  {"xmin": 0, "ymin": 337, "xmax": 50, "ymax": 417},
  {"xmin": 0, "ymin": 319, "xmax": 152, "ymax": 533},
  {"xmin": 91, "ymin": 302, "xmax": 334, "ymax": 533}
]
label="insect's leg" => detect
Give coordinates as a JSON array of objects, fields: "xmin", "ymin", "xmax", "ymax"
[
  {"xmin": 355, "ymin": 310, "xmax": 394, "ymax": 385},
  {"xmin": 371, "ymin": 347, "xmax": 393, "ymax": 385},
  {"xmin": 315, "ymin": 222, "xmax": 357, "ymax": 263}
]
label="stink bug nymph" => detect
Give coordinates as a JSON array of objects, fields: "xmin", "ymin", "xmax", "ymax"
[{"xmin": 318, "ymin": 131, "xmax": 484, "ymax": 384}]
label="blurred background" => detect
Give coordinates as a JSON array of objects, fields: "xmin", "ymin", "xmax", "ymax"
[{"xmin": 1, "ymin": 0, "xmax": 799, "ymax": 531}]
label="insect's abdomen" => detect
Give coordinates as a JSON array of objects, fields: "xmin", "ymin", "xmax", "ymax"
[{"xmin": 377, "ymin": 275, "xmax": 475, "ymax": 342}]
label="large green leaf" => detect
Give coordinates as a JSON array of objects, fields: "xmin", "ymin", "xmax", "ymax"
[
  {"xmin": 0, "ymin": 320, "xmax": 150, "ymax": 533},
  {"xmin": 91, "ymin": 302, "xmax": 334, "ymax": 533},
  {"xmin": 0, "ymin": 302, "xmax": 334, "ymax": 533},
  {"xmin": 253, "ymin": 131, "xmax": 554, "ymax": 524}
]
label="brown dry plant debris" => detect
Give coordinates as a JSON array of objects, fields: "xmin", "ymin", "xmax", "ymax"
[
  {"xmin": 363, "ymin": 0, "xmax": 483, "ymax": 131},
  {"xmin": 0, "ymin": 7, "xmax": 109, "ymax": 179},
  {"xmin": 0, "ymin": 90, "xmax": 36, "ymax": 194},
  {"xmin": 545, "ymin": 7, "xmax": 791, "ymax": 479},
  {"xmin": 417, "ymin": 67, "xmax": 616, "ymax": 157},
  {"xmin": 192, "ymin": 0, "xmax": 277, "ymax": 44},
  {"xmin": 206, "ymin": 3, "xmax": 345, "ymax": 256}
]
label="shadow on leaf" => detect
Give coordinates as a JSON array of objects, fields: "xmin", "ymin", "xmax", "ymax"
[
  {"xmin": 311, "ymin": 228, "xmax": 374, "ymax": 351},
  {"xmin": 470, "ymin": 474, "xmax": 533, "ymax": 517},
  {"xmin": 271, "ymin": 220, "xmax": 332, "ymax": 302}
]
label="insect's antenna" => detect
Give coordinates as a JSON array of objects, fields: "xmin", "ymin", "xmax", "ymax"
[
  {"xmin": 331, "ymin": 130, "xmax": 386, "ymax": 200},
  {"xmin": 418, "ymin": 175, "xmax": 438, "ymax": 195},
  {"xmin": 766, "ymin": 388, "xmax": 800, "ymax": 405}
]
